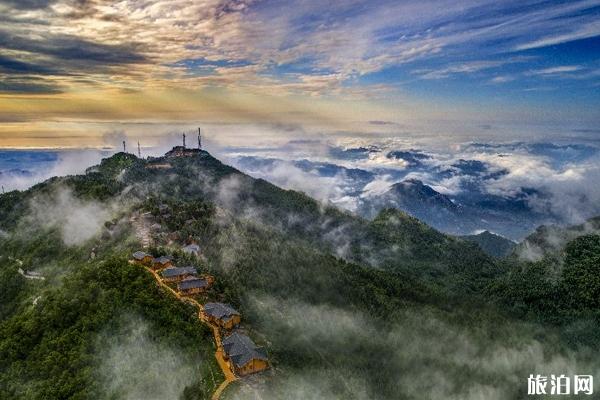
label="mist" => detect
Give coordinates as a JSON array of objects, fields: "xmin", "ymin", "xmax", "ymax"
[
  {"xmin": 95, "ymin": 316, "xmax": 202, "ymax": 400},
  {"xmin": 25, "ymin": 187, "xmax": 113, "ymax": 246},
  {"xmin": 235, "ymin": 295, "xmax": 599, "ymax": 399},
  {"xmin": 0, "ymin": 149, "xmax": 111, "ymax": 192}
]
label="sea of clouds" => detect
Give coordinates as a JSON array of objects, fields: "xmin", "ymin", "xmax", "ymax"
[{"xmin": 2, "ymin": 135, "xmax": 599, "ymax": 240}]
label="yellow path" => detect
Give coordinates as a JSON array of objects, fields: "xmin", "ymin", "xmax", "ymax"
[{"xmin": 139, "ymin": 264, "xmax": 237, "ymax": 400}]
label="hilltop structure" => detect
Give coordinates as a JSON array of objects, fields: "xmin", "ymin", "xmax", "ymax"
[
  {"xmin": 132, "ymin": 251, "xmax": 153, "ymax": 264},
  {"xmin": 222, "ymin": 332, "xmax": 269, "ymax": 376},
  {"xmin": 177, "ymin": 276, "xmax": 209, "ymax": 295},
  {"xmin": 165, "ymin": 128, "xmax": 204, "ymax": 157},
  {"xmin": 151, "ymin": 256, "xmax": 173, "ymax": 269},
  {"xmin": 203, "ymin": 302, "xmax": 241, "ymax": 330},
  {"xmin": 165, "ymin": 146, "xmax": 201, "ymax": 158},
  {"xmin": 160, "ymin": 266, "xmax": 197, "ymax": 282}
]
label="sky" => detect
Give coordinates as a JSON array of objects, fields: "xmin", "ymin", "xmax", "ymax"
[{"xmin": 0, "ymin": 0, "xmax": 599, "ymax": 149}]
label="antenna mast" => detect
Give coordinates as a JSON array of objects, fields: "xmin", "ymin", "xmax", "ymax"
[
  {"xmin": 183, "ymin": 133, "xmax": 186, "ymax": 148},
  {"xmin": 122, "ymin": 140, "xmax": 126, "ymax": 153},
  {"xmin": 137, "ymin": 141, "xmax": 141, "ymax": 158},
  {"xmin": 198, "ymin": 127, "xmax": 202, "ymax": 150}
]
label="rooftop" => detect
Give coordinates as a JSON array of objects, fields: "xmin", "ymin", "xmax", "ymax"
[
  {"xmin": 161, "ymin": 266, "xmax": 197, "ymax": 278},
  {"xmin": 223, "ymin": 332, "xmax": 268, "ymax": 368},
  {"xmin": 132, "ymin": 251, "xmax": 149, "ymax": 260},
  {"xmin": 178, "ymin": 277, "xmax": 208, "ymax": 290},
  {"xmin": 204, "ymin": 302, "xmax": 239, "ymax": 319},
  {"xmin": 153, "ymin": 256, "xmax": 172, "ymax": 265}
]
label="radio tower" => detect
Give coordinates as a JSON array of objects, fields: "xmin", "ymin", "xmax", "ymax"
[
  {"xmin": 183, "ymin": 133, "xmax": 186, "ymax": 149},
  {"xmin": 122, "ymin": 140, "xmax": 126, "ymax": 153},
  {"xmin": 198, "ymin": 127, "xmax": 202, "ymax": 150},
  {"xmin": 137, "ymin": 141, "xmax": 141, "ymax": 158}
]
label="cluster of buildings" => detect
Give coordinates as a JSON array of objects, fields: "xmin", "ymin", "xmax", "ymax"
[
  {"xmin": 131, "ymin": 249, "xmax": 269, "ymax": 376},
  {"xmin": 132, "ymin": 251, "xmax": 213, "ymax": 295}
]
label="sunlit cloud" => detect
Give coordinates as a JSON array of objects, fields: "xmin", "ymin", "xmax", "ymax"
[{"xmin": 0, "ymin": 0, "xmax": 598, "ymax": 147}]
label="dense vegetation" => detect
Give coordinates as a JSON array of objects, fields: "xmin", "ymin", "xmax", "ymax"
[
  {"xmin": 0, "ymin": 150, "xmax": 598, "ymax": 399},
  {"xmin": 0, "ymin": 223, "xmax": 221, "ymax": 399}
]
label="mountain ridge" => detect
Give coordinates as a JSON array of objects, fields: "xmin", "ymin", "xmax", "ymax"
[{"xmin": 1, "ymin": 149, "xmax": 599, "ymax": 400}]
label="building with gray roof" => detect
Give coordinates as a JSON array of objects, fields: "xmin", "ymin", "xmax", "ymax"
[
  {"xmin": 222, "ymin": 332, "xmax": 268, "ymax": 375},
  {"xmin": 203, "ymin": 302, "xmax": 241, "ymax": 329},
  {"xmin": 177, "ymin": 276, "xmax": 208, "ymax": 295},
  {"xmin": 160, "ymin": 266, "xmax": 197, "ymax": 282}
]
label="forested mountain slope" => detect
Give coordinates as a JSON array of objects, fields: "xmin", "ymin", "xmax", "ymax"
[{"xmin": 0, "ymin": 150, "xmax": 598, "ymax": 399}]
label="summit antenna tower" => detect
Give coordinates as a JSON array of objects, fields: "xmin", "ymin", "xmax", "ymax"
[
  {"xmin": 198, "ymin": 127, "xmax": 202, "ymax": 150},
  {"xmin": 137, "ymin": 141, "xmax": 141, "ymax": 158},
  {"xmin": 183, "ymin": 133, "xmax": 186, "ymax": 148},
  {"xmin": 122, "ymin": 141, "xmax": 126, "ymax": 153}
]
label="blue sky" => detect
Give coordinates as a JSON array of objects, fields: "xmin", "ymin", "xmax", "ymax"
[{"xmin": 0, "ymin": 0, "xmax": 599, "ymax": 148}]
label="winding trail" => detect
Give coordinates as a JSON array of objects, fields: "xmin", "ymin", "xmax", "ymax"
[
  {"xmin": 138, "ymin": 264, "xmax": 237, "ymax": 400},
  {"xmin": 130, "ymin": 212, "xmax": 237, "ymax": 399},
  {"xmin": 130, "ymin": 212, "xmax": 153, "ymax": 248}
]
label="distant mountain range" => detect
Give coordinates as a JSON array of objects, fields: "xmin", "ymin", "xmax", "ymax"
[
  {"xmin": 1, "ymin": 149, "xmax": 599, "ymax": 399},
  {"xmin": 232, "ymin": 155, "xmax": 550, "ymax": 240}
]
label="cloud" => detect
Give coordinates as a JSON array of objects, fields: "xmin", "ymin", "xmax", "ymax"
[
  {"xmin": 0, "ymin": 0, "xmax": 55, "ymax": 9},
  {"xmin": 0, "ymin": 54, "xmax": 60, "ymax": 75},
  {"xmin": 515, "ymin": 19, "xmax": 600, "ymax": 50},
  {"xmin": 224, "ymin": 139, "xmax": 600, "ymax": 239},
  {"xmin": 414, "ymin": 58, "xmax": 530, "ymax": 80},
  {"xmin": 95, "ymin": 316, "xmax": 201, "ymax": 400},
  {"xmin": 241, "ymin": 295, "xmax": 600, "ymax": 399},
  {"xmin": 0, "ymin": 76, "xmax": 64, "ymax": 94},
  {"xmin": 0, "ymin": 149, "xmax": 109, "ymax": 191},
  {"xmin": 26, "ymin": 187, "xmax": 113, "ymax": 246},
  {"xmin": 230, "ymin": 156, "xmax": 355, "ymax": 205},
  {"xmin": 1, "ymin": 0, "xmax": 599, "ymax": 101},
  {"xmin": 529, "ymin": 65, "xmax": 584, "ymax": 75},
  {"xmin": 490, "ymin": 76, "xmax": 515, "ymax": 84}
]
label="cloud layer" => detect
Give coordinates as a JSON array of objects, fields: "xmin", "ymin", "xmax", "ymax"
[{"xmin": 0, "ymin": 0, "xmax": 599, "ymax": 147}]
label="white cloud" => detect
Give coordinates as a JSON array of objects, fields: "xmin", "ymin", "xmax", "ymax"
[
  {"xmin": 360, "ymin": 175, "xmax": 395, "ymax": 198},
  {"xmin": 529, "ymin": 65, "xmax": 583, "ymax": 75},
  {"xmin": 515, "ymin": 18, "xmax": 600, "ymax": 50},
  {"xmin": 96, "ymin": 316, "xmax": 201, "ymax": 400},
  {"xmin": 26, "ymin": 187, "xmax": 113, "ymax": 246},
  {"xmin": 0, "ymin": 150, "xmax": 108, "ymax": 191}
]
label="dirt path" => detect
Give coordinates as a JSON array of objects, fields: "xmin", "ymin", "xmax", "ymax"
[
  {"xmin": 139, "ymin": 265, "xmax": 237, "ymax": 400},
  {"xmin": 130, "ymin": 212, "xmax": 153, "ymax": 248}
]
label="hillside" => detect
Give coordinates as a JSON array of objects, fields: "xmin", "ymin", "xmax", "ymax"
[
  {"xmin": 461, "ymin": 230, "xmax": 516, "ymax": 258},
  {"xmin": 512, "ymin": 216, "xmax": 600, "ymax": 261},
  {"xmin": 1, "ymin": 150, "xmax": 598, "ymax": 399}
]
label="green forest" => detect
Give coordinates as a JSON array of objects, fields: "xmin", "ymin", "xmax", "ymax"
[{"xmin": 1, "ymin": 151, "xmax": 598, "ymax": 399}]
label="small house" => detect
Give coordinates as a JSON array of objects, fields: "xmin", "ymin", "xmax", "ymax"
[
  {"xmin": 177, "ymin": 276, "xmax": 208, "ymax": 295},
  {"xmin": 222, "ymin": 332, "xmax": 268, "ymax": 376},
  {"xmin": 160, "ymin": 266, "xmax": 197, "ymax": 283},
  {"xmin": 203, "ymin": 302, "xmax": 241, "ymax": 330},
  {"xmin": 152, "ymin": 256, "xmax": 173, "ymax": 269},
  {"xmin": 182, "ymin": 243, "xmax": 200, "ymax": 256},
  {"xmin": 132, "ymin": 251, "xmax": 153, "ymax": 264}
]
